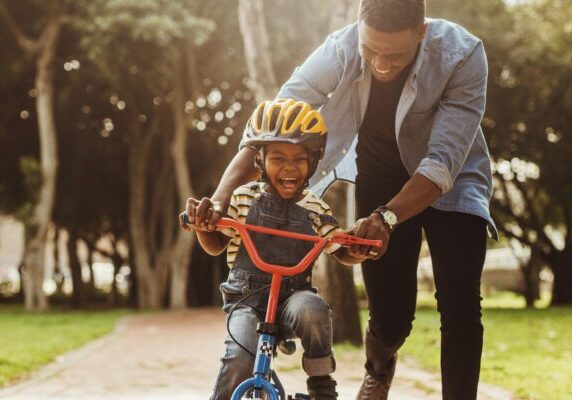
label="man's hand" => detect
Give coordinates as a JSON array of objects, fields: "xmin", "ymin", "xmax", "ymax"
[
  {"xmin": 179, "ymin": 197, "xmax": 225, "ymax": 232},
  {"xmin": 346, "ymin": 213, "xmax": 390, "ymax": 260}
]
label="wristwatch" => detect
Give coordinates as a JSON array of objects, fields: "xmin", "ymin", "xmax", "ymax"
[{"xmin": 372, "ymin": 206, "xmax": 398, "ymax": 232}]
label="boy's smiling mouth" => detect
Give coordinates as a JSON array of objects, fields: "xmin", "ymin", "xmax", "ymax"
[{"xmin": 279, "ymin": 177, "xmax": 299, "ymax": 192}]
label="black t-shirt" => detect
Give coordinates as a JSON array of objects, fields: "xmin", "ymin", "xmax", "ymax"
[{"xmin": 356, "ymin": 60, "xmax": 415, "ymax": 195}]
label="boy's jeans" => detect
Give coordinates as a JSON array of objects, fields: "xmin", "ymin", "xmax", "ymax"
[{"xmin": 210, "ymin": 287, "xmax": 335, "ymax": 400}]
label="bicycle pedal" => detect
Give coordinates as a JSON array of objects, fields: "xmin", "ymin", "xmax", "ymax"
[{"xmin": 288, "ymin": 394, "xmax": 310, "ymax": 400}]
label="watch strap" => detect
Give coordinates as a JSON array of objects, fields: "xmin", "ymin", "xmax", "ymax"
[{"xmin": 372, "ymin": 206, "xmax": 397, "ymax": 232}]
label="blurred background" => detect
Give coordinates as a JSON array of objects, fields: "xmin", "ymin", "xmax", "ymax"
[
  {"xmin": 2, "ymin": 0, "xmax": 570, "ymax": 310},
  {"xmin": 0, "ymin": 0, "xmax": 572, "ymax": 310},
  {"xmin": 0, "ymin": 0, "xmax": 571, "ymax": 397}
]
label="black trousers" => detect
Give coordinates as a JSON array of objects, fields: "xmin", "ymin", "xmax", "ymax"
[{"xmin": 356, "ymin": 185, "xmax": 487, "ymax": 400}]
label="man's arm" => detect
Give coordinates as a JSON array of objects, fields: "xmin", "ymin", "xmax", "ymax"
[
  {"xmin": 350, "ymin": 43, "xmax": 488, "ymax": 258},
  {"xmin": 414, "ymin": 41, "xmax": 488, "ymax": 194},
  {"xmin": 348, "ymin": 174, "xmax": 440, "ymax": 258},
  {"xmin": 277, "ymin": 32, "xmax": 343, "ymax": 106},
  {"xmin": 189, "ymin": 147, "xmax": 259, "ymax": 231}
]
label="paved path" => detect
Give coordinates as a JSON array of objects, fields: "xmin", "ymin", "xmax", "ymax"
[{"xmin": 0, "ymin": 309, "xmax": 514, "ymax": 399}]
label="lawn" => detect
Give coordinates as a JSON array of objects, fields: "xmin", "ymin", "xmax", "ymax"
[
  {"xmin": 358, "ymin": 293, "xmax": 572, "ymax": 400},
  {"xmin": 0, "ymin": 306, "xmax": 130, "ymax": 387}
]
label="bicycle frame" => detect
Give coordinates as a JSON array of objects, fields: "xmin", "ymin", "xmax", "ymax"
[{"xmin": 208, "ymin": 218, "xmax": 381, "ymax": 400}]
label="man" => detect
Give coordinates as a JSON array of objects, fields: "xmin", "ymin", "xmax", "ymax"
[{"xmin": 186, "ymin": 0, "xmax": 496, "ymax": 398}]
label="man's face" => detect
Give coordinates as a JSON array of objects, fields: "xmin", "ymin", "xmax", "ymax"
[
  {"xmin": 262, "ymin": 142, "xmax": 309, "ymax": 199},
  {"xmin": 358, "ymin": 21, "xmax": 426, "ymax": 82}
]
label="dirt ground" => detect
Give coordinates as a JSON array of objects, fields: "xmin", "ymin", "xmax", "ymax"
[{"xmin": 0, "ymin": 309, "xmax": 514, "ymax": 399}]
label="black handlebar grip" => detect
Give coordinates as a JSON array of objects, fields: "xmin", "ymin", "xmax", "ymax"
[{"xmin": 181, "ymin": 212, "xmax": 191, "ymax": 225}]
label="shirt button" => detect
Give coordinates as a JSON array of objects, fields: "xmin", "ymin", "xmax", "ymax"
[
  {"xmin": 342, "ymin": 149, "xmax": 347, "ymax": 154},
  {"xmin": 321, "ymin": 170, "xmax": 327, "ymax": 176}
]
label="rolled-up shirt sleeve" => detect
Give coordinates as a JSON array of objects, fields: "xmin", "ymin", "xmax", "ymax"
[
  {"xmin": 415, "ymin": 42, "xmax": 488, "ymax": 194},
  {"xmin": 277, "ymin": 33, "xmax": 343, "ymax": 107}
]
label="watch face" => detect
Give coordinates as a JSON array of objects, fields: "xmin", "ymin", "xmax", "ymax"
[{"xmin": 382, "ymin": 210, "xmax": 397, "ymax": 226}]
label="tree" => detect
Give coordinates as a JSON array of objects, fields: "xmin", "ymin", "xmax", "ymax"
[
  {"xmin": 428, "ymin": 0, "xmax": 572, "ymax": 305},
  {"xmin": 237, "ymin": 0, "xmax": 363, "ymax": 343},
  {"xmin": 81, "ymin": 0, "xmax": 222, "ymax": 309},
  {"xmin": 0, "ymin": 0, "xmax": 72, "ymax": 310},
  {"xmin": 312, "ymin": 2, "xmax": 362, "ymax": 345},
  {"xmin": 237, "ymin": 0, "xmax": 278, "ymax": 102}
]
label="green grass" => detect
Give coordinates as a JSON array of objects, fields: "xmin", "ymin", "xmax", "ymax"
[
  {"xmin": 0, "ymin": 306, "xmax": 130, "ymax": 387},
  {"xmin": 358, "ymin": 293, "xmax": 572, "ymax": 400}
]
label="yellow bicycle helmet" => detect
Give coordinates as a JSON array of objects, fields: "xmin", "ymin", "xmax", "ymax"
[{"xmin": 243, "ymin": 99, "xmax": 328, "ymax": 179}]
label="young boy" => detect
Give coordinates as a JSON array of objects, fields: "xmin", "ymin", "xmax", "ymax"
[{"xmin": 183, "ymin": 99, "xmax": 368, "ymax": 400}]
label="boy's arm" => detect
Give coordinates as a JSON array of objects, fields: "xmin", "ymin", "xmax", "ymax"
[
  {"xmin": 180, "ymin": 197, "xmax": 231, "ymax": 255},
  {"xmin": 195, "ymin": 230, "xmax": 230, "ymax": 256},
  {"xmin": 205, "ymin": 147, "xmax": 259, "ymax": 231}
]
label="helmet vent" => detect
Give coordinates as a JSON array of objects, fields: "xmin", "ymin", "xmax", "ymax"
[
  {"xmin": 306, "ymin": 118, "xmax": 318, "ymax": 130},
  {"xmin": 285, "ymin": 107, "xmax": 302, "ymax": 131}
]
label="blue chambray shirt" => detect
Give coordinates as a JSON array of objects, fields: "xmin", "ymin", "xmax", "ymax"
[{"xmin": 275, "ymin": 18, "xmax": 498, "ymax": 239}]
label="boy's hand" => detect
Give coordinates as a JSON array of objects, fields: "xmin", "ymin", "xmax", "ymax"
[{"xmin": 180, "ymin": 197, "xmax": 225, "ymax": 232}]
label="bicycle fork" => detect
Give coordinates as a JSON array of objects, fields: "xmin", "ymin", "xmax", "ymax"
[{"xmin": 231, "ymin": 330, "xmax": 285, "ymax": 400}]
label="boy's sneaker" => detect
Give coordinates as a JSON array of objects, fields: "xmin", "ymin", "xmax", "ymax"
[{"xmin": 307, "ymin": 375, "xmax": 338, "ymax": 400}]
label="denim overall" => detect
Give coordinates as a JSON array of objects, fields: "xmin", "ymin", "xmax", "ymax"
[{"xmin": 211, "ymin": 187, "xmax": 336, "ymax": 400}]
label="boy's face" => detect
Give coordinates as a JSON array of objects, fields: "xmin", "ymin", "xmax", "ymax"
[{"xmin": 263, "ymin": 142, "xmax": 309, "ymax": 199}]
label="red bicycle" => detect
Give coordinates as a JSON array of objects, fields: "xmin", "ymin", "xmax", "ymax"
[{"xmin": 186, "ymin": 216, "xmax": 381, "ymax": 400}]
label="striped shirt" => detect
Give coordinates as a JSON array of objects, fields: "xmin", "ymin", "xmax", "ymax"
[{"xmin": 223, "ymin": 183, "xmax": 341, "ymax": 269}]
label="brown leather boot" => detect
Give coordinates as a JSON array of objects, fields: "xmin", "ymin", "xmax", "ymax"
[
  {"xmin": 307, "ymin": 375, "xmax": 338, "ymax": 400},
  {"xmin": 355, "ymin": 355, "xmax": 397, "ymax": 400}
]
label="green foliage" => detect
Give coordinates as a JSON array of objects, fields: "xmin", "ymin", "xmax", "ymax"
[
  {"xmin": 359, "ymin": 302, "xmax": 572, "ymax": 399},
  {"xmin": 80, "ymin": 0, "xmax": 214, "ymax": 93}
]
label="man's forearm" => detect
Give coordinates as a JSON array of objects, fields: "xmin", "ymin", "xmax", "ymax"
[
  {"xmin": 385, "ymin": 173, "xmax": 442, "ymax": 225},
  {"xmin": 211, "ymin": 147, "xmax": 259, "ymax": 207}
]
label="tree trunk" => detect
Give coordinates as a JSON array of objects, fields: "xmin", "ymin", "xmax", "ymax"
[
  {"xmin": 237, "ymin": 0, "xmax": 278, "ymax": 102},
  {"xmin": 314, "ymin": 182, "xmax": 362, "ymax": 345},
  {"xmin": 127, "ymin": 116, "xmax": 167, "ymax": 309},
  {"xmin": 313, "ymin": 4, "xmax": 363, "ymax": 345},
  {"xmin": 549, "ymin": 248, "xmax": 572, "ymax": 305},
  {"xmin": 521, "ymin": 248, "xmax": 542, "ymax": 308},
  {"xmin": 85, "ymin": 240, "xmax": 97, "ymax": 297},
  {"xmin": 53, "ymin": 228, "xmax": 65, "ymax": 295},
  {"xmin": 67, "ymin": 230, "xmax": 86, "ymax": 308},
  {"xmin": 22, "ymin": 15, "xmax": 62, "ymax": 311},
  {"xmin": 168, "ymin": 60, "xmax": 195, "ymax": 309}
]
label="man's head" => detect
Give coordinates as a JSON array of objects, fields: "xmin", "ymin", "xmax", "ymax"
[
  {"xmin": 243, "ymin": 99, "xmax": 328, "ymax": 198},
  {"xmin": 358, "ymin": 0, "xmax": 427, "ymax": 82}
]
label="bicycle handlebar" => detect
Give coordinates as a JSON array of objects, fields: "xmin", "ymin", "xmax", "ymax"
[{"xmin": 185, "ymin": 216, "xmax": 382, "ymax": 276}]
